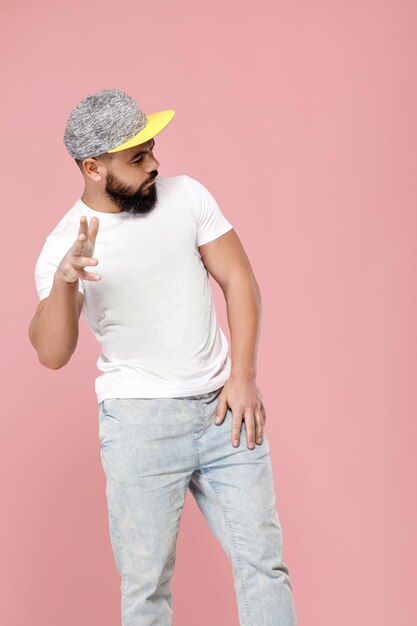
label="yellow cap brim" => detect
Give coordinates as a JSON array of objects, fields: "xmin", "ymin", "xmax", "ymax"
[{"xmin": 107, "ymin": 109, "xmax": 175, "ymax": 153}]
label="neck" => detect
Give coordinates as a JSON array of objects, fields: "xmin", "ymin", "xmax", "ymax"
[{"xmin": 80, "ymin": 189, "xmax": 123, "ymax": 214}]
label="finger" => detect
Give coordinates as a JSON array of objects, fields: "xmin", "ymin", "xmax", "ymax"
[
  {"xmin": 260, "ymin": 403, "xmax": 267, "ymax": 425},
  {"xmin": 231, "ymin": 412, "xmax": 243, "ymax": 447},
  {"xmin": 88, "ymin": 216, "xmax": 100, "ymax": 245},
  {"xmin": 63, "ymin": 260, "xmax": 101, "ymax": 281},
  {"xmin": 72, "ymin": 255, "xmax": 99, "ymax": 269},
  {"xmin": 244, "ymin": 411, "xmax": 256, "ymax": 449},
  {"xmin": 254, "ymin": 409, "xmax": 264, "ymax": 444},
  {"xmin": 73, "ymin": 266, "xmax": 101, "ymax": 281},
  {"xmin": 72, "ymin": 231, "xmax": 88, "ymax": 254},
  {"xmin": 214, "ymin": 393, "xmax": 228, "ymax": 425},
  {"xmin": 78, "ymin": 215, "xmax": 88, "ymax": 237}
]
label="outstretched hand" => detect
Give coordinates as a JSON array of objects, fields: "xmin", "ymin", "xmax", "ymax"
[{"xmin": 56, "ymin": 215, "xmax": 101, "ymax": 284}]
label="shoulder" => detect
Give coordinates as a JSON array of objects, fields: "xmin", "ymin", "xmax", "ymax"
[
  {"xmin": 155, "ymin": 174, "xmax": 206, "ymax": 214},
  {"xmin": 42, "ymin": 201, "xmax": 83, "ymax": 242},
  {"xmin": 36, "ymin": 202, "xmax": 84, "ymax": 264},
  {"xmin": 156, "ymin": 173, "xmax": 207, "ymax": 194},
  {"xmin": 169, "ymin": 174, "xmax": 216, "ymax": 210}
]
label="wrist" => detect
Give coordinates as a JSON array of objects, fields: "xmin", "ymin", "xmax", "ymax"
[
  {"xmin": 230, "ymin": 370, "xmax": 257, "ymax": 383},
  {"xmin": 54, "ymin": 270, "xmax": 79, "ymax": 288}
]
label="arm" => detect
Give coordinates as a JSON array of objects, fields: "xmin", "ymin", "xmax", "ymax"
[
  {"xmin": 198, "ymin": 229, "xmax": 267, "ymax": 448},
  {"xmin": 28, "ymin": 279, "xmax": 84, "ymax": 369},
  {"xmin": 224, "ymin": 268, "xmax": 262, "ymax": 383},
  {"xmin": 29, "ymin": 215, "xmax": 100, "ymax": 369},
  {"xmin": 199, "ymin": 228, "xmax": 262, "ymax": 380}
]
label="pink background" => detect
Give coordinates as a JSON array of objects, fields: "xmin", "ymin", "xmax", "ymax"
[{"xmin": 1, "ymin": 1, "xmax": 416, "ymax": 624}]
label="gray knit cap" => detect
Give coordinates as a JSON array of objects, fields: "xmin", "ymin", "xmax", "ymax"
[{"xmin": 63, "ymin": 89, "xmax": 148, "ymax": 160}]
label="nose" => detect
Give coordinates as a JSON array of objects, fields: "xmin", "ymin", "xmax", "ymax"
[{"xmin": 145, "ymin": 154, "xmax": 160, "ymax": 172}]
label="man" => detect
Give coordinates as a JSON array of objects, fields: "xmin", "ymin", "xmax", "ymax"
[{"xmin": 29, "ymin": 89, "xmax": 298, "ymax": 626}]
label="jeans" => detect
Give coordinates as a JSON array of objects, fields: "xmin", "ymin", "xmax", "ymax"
[{"xmin": 98, "ymin": 385, "xmax": 298, "ymax": 626}]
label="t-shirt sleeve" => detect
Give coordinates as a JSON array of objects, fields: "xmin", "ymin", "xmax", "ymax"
[
  {"xmin": 185, "ymin": 175, "xmax": 234, "ymax": 246},
  {"xmin": 34, "ymin": 233, "xmax": 85, "ymax": 301}
]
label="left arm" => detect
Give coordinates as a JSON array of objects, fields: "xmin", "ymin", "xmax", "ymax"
[{"xmin": 198, "ymin": 229, "xmax": 267, "ymax": 449}]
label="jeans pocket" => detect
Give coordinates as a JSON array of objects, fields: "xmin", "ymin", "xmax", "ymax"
[
  {"xmin": 99, "ymin": 399, "xmax": 122, "ymax": 447},
  {"xmin": 102, "ymin": 398, "xmax": 124, "ymax": 421}
]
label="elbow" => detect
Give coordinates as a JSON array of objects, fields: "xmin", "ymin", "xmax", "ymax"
[
  {"xmin": 223, "ymin": 271, "xmax": 261, "ymax": 295},
  {"xmin": 28, "ymin": 322, "xmax": 75, "ymax": 370},
  {"xmin": 36, "ymin": 346, "xmax": 74, "ymax": 370},
  {"xmin": 37, "ymin": 353, "xmax": 68, "ymax": 370}
]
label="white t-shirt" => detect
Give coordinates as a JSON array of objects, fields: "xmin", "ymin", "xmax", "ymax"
[{"xmin": 34, "ymin": 174, "xmax": 234, "ymax": 403}]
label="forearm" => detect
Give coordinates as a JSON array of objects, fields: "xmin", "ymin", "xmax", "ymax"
[
  {"xmin": 224, "ymin": 274, "xmax": 262, "ymax": 381},
  {"xmin": 29, "ymin": 273, "xmax": 81, "ymax": 369}
]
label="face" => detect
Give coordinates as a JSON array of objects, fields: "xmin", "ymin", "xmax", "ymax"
[{"xmin": 103, "ymin": 137, "xmax": 160, "ymax": 216}]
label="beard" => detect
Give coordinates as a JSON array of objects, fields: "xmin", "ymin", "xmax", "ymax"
[{"xmin": 104, "ymin": 170, "xmax": 159, "ymax": 216}]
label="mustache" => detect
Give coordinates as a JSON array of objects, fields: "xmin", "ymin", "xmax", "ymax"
[{"xmin": 146, "ymin": 172, "xmax": 158, "ymax": 184}]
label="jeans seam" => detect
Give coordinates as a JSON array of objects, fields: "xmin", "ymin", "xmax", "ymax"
[
  {"xmin": 201, "ymin": 467, "xmax": 253, "ymax": 626},
  {"xmin": 185, "ymin": 398, "xmax": 202, "ymax": 470},
  {"xmin": 108, "ymin": 492, "xmax": 127, "ymax": 579}
]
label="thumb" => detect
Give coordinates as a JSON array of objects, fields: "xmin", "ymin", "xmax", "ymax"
[
  {"xmin": 214, "ymin": 393, "xmax": 228, "ymax": 425},
  {"xmin": 71, "ymin": 231, "xmax": 86, "ymax": 256}
]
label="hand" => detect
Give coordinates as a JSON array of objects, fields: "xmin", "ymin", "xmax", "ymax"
[
  {"xmin": 214, "ymin": 377, "xmax": 267, "ymax": 449},
  {"xmin": 56, "ymin": 215, "xmax": 101, "ymax": 284}
]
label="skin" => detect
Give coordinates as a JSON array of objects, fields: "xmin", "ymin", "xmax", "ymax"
[
  {"xmin": 58, "ymin": 137, "xmax": 267, "ymax": 448},
  {"xmin": 78, "ymin": 137, "xmax": 160, "ymax": 215}
]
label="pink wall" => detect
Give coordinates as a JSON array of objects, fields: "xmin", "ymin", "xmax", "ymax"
[{"xmin": 2, "ymin": 1, "xmax": 416, "ymax": 624}]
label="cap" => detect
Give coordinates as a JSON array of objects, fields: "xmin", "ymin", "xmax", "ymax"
[{"xmin": 63, "ymin": 88, "xmax": 175, "ymax": 161}]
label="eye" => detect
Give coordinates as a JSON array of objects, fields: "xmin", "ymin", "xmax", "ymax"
[{"xmin": 131, "ymin": 142, "xmax": 155, "ymax": 164}]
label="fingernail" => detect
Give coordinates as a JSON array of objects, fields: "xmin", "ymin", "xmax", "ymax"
[
  {"xmin": 233, "ymin": 440, "xmax": 239, "ymax": 447},
  {"xmin": 249, "ymin": 442, "xmax": 255, "ymax": 449}
]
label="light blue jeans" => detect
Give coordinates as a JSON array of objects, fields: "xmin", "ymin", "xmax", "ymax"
[{"xmin": 98, "ymin": 385, "xmax": 298, "ymax": 626}]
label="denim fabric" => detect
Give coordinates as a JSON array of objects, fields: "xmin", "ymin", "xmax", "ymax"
[{"xmin": 98, "ymin": 385, "xmax": 298, "ymax": 626}]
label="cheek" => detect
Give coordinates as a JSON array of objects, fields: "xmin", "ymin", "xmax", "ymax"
[
  {"xmin": 126, "ymin": 167, "xmax": 144, "ymax": 184},
  {"xmin": 132, "ymin": 165, "xmax": 146, "ymax": 180}
]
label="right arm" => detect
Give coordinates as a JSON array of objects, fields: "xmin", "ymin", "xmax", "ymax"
[
  {"xmin": 28, "ymin": 215, "xmax": 100, "ymax": 369},
  {"xmin": 28, "ymin": 281, "xmax": 85, "ymax": 369}
]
